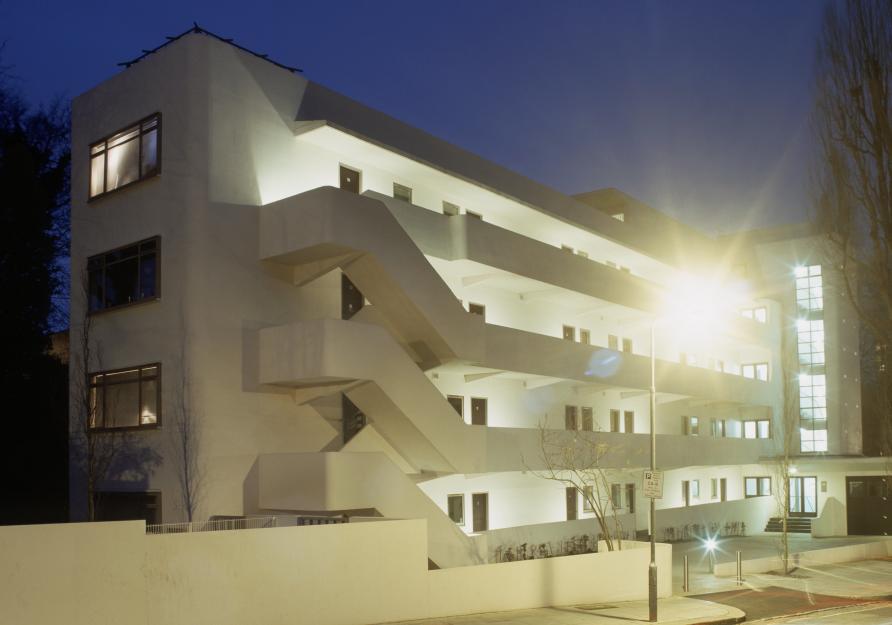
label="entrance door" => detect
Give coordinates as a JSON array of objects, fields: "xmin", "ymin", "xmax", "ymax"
[
  {"xmin": 471, "ymin": 397, "xmax": 487, "ymax": 426},
  {"xmin": 339, "ymin": 165, "xmax": 360, "ymax": 193},
  {"xmin": 566, "ymin": 487, "xmax": 577, "ymax": 520},
  {"xmin": 789, "ymin": 476, "xmax": 818, "ymax": 517},
  {"xmin": 720, "ymin": 478, "xmax": 727, "ymax": 502},
  {"xmin": 847, "ymin": 476, "xmax": 892, "ymax": 535},
  {"xmin": 472, "ymin": 493, "xmax": 488, "ymax": 532}
]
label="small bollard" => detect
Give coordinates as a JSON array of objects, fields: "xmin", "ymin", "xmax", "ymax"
[
  {"xmin": 736, "ymin": 551, "xmax": 743, "ymax": 585},
  {"xmin": 683, "ymin": 555, "xmax": 689, "ymax": 592}
]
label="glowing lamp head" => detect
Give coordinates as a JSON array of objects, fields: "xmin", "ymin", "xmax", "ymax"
[
  {"xmin": 704, "ymin": 537, "xmax": 717, "ymax": 552},
  {"xmin": 789, "ymin": 466, "xmax": 798, "ymax": 474}
]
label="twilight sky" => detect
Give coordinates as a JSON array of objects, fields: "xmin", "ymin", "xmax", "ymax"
[{"xmin": 1, "ymin": 1, "xmax": 825, "ymax": 235}]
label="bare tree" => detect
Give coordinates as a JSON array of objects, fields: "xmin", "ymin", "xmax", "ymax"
[
  {"xmin": 530, "ymin": 423, "xmax": 625, "ymax": 551},
  {"xmin": 168, "ymin": 318, "xmax": 205, "ymax": 522},
  {"xmin": 813, "ymin": 0, "xmax": 892, "ymax": 451},
  {"xmin": 772, "ymin": 320, "xmax": 800, "ymax": 575},
  {"xmin": 70, "ymin": 275, "xmax": 130, "ymax": 520}
]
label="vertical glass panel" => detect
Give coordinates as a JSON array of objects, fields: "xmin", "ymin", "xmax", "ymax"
[
  {"xmin": 760, "ymin": 477, "xmax": 771, "ymax": 496},
  {"xmin": 139, "ymin": 252, "xmax": 157, "ymax": 299},
  {"xmin": 744, "ymin": 422, "xmax": 756, "ymax": 438},
  {"xmin": 88, "ymin": 266, "xmax": 104, "ymax": 311},
  {"xmin": 90, "ymin": 154, "xmax": 106, "ymax": 197},
  {"xmin": 106, "ymin": 138, "xmax": 139, "ymax": 191},
  {"xmin": 105, "ymin": 257, "xmax": 139, "ymax": 307},
  {"xmin": 104, "ymin": 381, "xmax": 139, "ymax": 428},
  {"xmin": 757, "ymin": 420, "xmax": 770, "ymax": 438},
  {"xmin": 804, "ymin": 478, "xmax": 817, "ymax": 513},
  {"xmin": 140, "ymin": 378, "xmax": 158, "ymax": 425},
  {"xmin": 745, "ymin": 478, "xmax": 757, "ymax": 496},
  {"xmin": 89, "ymin": 385, "xmax": 102, "ymax": 428},
  {"xmin": 141, "ymin": 128, "xmax": 158, "ymax": 177}
]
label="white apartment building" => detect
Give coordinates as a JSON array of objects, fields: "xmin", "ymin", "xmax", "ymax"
[{"xmin": 68, "ymin": 28, "xmax": 885, "ymax": 568}]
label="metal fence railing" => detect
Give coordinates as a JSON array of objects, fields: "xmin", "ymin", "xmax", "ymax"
[
  {"xmin": 146, "ymin": 515, "xmax": 278, "ymax": 535},
  {"xmin": 146, "ymin": 514, "xmax": 351, "ymax": 535}
]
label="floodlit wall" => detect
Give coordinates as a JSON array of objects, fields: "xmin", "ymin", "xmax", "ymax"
[{"xmin": 0, "ymin": 519, "xmax": 671, "ymax": 625}]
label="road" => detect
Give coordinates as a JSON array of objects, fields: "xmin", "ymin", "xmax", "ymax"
[{"xmin": 755, "ymin": 602, "xmax": 892, "ymax": 624}]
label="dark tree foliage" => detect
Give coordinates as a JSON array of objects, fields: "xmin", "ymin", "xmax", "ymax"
[{"xmin": 0, "ymin": 73, "xmax": 70, "ymax": 524}]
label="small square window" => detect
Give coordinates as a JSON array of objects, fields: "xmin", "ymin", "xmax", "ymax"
[
  {"xmin": 562, "ymin": 325, "xmax": 576, "ymax": 341},
  {"xmin": 579, "ymin": 329, "xmax": 591, "ymax": 344},
  {"xmin": 468, "ymin": 302, "xmax": 485, "ymax": 318}
]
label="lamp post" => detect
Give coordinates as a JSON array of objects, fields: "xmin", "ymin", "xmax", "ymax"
[{"xmin": 648, "ymin": 322, "xmax": 657, "ymax": 622}]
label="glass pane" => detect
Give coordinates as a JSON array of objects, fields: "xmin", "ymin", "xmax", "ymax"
[
  {"xmin": 760, "ymin": 477, "xmax": 771, "ymax": 495},
  {"xmin": 90, "ymin": 154, "xmax": 106, "ymax": 197},
  {"xmin": 745, "ymin": 479, "xmax": 757, "ymax": 496},
  {"xmin": 104, "ymin": 380, "xmax": 139, "ymax": 428},
  {"xmin": 105, "ymin": 256, "xmax": 139, "ymax": 307},
  {"xmin": 106, "ymin": 138, "xmax": 140, "ymax": 191},
  {"xmin": 140, "ymin": 378, "xmax": 158, "ymax": 425},
  {"xmin": 88, "ymin": 267, "xmax": 104, "ymax": 311},
  {"xmin": 141, "ymin": 128, "xmax": 158, "ymax": 177},
  {"xmin": 139, "ymin": 252, "xmax": 157, "ymax": 299},
  {"xmin": 744, "ymin": 422, "xmax": 756, "ymax": 438},
  {"xmin": 107, "ymin": 126, "xmax": 139, "ymax": 148},
  {"xmin": 758, "ymin": 421, "xmax": 770, "ymax": 438}
]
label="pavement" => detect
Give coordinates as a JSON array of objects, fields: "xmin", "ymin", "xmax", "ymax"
[{"xmin": 381, "ymin": 536, "xmax": 892, "ymax": 625}]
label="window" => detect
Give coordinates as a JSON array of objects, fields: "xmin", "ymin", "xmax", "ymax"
[
  {"xmin": 711, "ymin": 419, "xmax": 725, "ymax": 438},
  {"xmin": 741, "ymin": 362, "xmax": 769, "ymax": 381},
  {"xmin": 622, "ymin": 338, "xmax": 633, "ymax": 353},
  {"xmin": 88, "ymin": 237, "xmax": 159, "ymax": 312},
  {"xmin": 610, "ymin": 409, "xmax": 620, "ymax": 433},
  {"xmin": 471, "ymin": 397, "xmax": 487, "ymax": 426},
  {"xmin": 624, "ymin": 410, "xmax": 634, "ymax": 433},
  {"xmin": 90, "ymin": 114, "xmax": 160, "ymax": 199},
  {"xmin": 581, "ymin": 407, "xmax": 593, "ymax": 431},
  {"xmin": 683, "ymin": 416, "xmax": 699, "ymax": 436},
  {"xmin": 740, "ymin": 307, "xmax": 768, "ymax": 323},
  {"xmin": 625, "ymin": 483, "xmax": 635, "ymax": 513},
  {"xmin": 443, "ymin": 201, "xmax": 460, "ymax": 216},
  {"xmin": 89, "ymin": 364, "xmax": 160, "ymax": 430},
  {"xmin": 744, "ymin": 476, "xmax": 771, "ymax": 497},
  {"xmin": 468, "ymin": 302, "xmax": 485, "ymax": 318},
  {"xmin": 795, "ymin": 265, "xmax": 823, "ymax": 312},
  {"xmin": 711, "ymin": 478, "xmax": 718, "ymax": 499},
  {"xmin": 447, "ymin": 395, "xmax": 463, "ymax": 418},
  {"xmin": 339, "ymin": 165, "xmax": 360, "ymax": 193},
  {"xmin": 447, "ymin": 494, "xmax": 464, "ymax": 525},
  {"xmin": 562, "ymin": 325, "xmax": 576, "ymax": 341},
  {"xmin": 583, "ymin": 485, "xmax": 594, "ymax": 512},
  {"xmin": 690, "ymin": 480, "xmax": 700, "ymax": 499},
  {"xmin": 608, "ymin": 334, "xmax": 619, "ymax": 350},
  {"xmin": 95, "ymin": 491, "xmax": 161, "ymax": 524},
  {"xmin": 610, "ymin": 484, "xmax": 622, "ymax": 508},
  {"xmin": 797, "ymin": 319, "xmax": 826, "ymax": 367},
  {"xmin": 466, "ymin": 210, "xmax": 483, "ymax": 220},
  {"xmin": 799, "ymin": 373, "xmax": 828, "ymax": 452},
  {"xmin": 744, "ymin": 420, "xmax": 771, "ymax": 439},
  {"xmin": 579, "ymin": 329, "xmax": 591, "ymax": 344},
  {"xmin": 565, "ymin": 405, "xmax": 578, "ymax": 430},
  {"xmin": 800, "ymin": 426, "xmax": 828, "ymax": 453},
  {"xmin": 393, "ymin": 183, "xmax": 412, "ymax": 203}
]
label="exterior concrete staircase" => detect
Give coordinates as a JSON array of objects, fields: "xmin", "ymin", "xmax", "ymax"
[{"xmin": 764, "ymin": 517, "xmax": 813, "ymax": 534}]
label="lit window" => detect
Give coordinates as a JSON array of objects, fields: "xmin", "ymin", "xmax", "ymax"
[
  {"xmin": 684, "ymin": 416, "xmax": 699, "ymax": 436},
  {"xmin": 757, "ymin": 420, "xmax": 770, "ymax": 438},
  {"xmin": 742, "ymin": 362, "xmax": 769, "ymax": 381},
  {"xmin": 744, "ymin": 421, "xmax": 757, "ymax": 439},
  {"xmin": 711, "ymin": 478, "xmax": 718, "ymax": 499},
  {"xmin": 797, "ymin": 319, "xmax": 826, "ymax": 367},
  {"xmin": 795, "ymin": 265, "xmax": 823, "ymax": 312},
  {"xmin": 740, "ymin": 307, "xmax": 768, "ymax": 323},
  {"xmin": 745, "ymin": 476, "xmax": 771, "ymax": 497},
  {"xmin": 690, "ymin": 480, "xmax": 700, "ymax": 498},
  {"xmin": 800, "ymin": 427, "xmax": 828, "ymax": 453},
  {"xmin": 88, "ymin": 237, "xmax": 160, "ymax": 312},
  {"xmin": 90, "ymin": 114, "xmax": 160, "ymax": 198},
  {"xmin": 393, "ymin": 183, "xmax": 412, "ymax": 203},
  {"xmin": 447, "ymin": 494, "xmax": 464, "ymax": 525},
  {"xmin": 583, "ymin": 485, "xmax": 594, "ymax": 512},
  {"xmin": 89, "ymin": 364, "xmax": 160, "ymax": 429}
]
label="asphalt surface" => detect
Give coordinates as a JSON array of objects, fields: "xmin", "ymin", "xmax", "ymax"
[
  {"xmin": 689, "ymin": 586, "xmax": 885, "ymax": 621},
  {"xmin": 755, "ymin": 603, "xmax": 892, "ymax": 624}
]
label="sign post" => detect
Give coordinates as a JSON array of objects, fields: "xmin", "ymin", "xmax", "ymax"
[{"xmin": 643, "ymin": 469, "xmax": 664, "ymax": 500}]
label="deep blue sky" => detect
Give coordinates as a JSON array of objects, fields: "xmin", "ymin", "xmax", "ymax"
[{"xmin": 1, "ymin": 1, "xmax": 825, "ymax": 234}]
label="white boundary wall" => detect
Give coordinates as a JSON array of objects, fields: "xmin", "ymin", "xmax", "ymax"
[
  {"xmin": 713, "ymin": 538, "xmax": 892, "ymax": 576},
  {"xmin": 0, "ymin": 519, "xmax": 672, "ymax": 625}
]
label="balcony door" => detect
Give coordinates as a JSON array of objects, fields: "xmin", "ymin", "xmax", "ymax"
[
  {"xmin": 472, "ymin": 493, "xmax": 488, "ymax": 532},
  {"xmin": 789, "ymin": 476, "xmax": 817, "ymax": 517},
  {"xmin": 566, "ymin": 487, "xmax": 577, "ymax": 520}
]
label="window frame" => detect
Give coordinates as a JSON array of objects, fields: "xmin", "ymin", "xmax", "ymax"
[
  {"xmin": 87, "ymin": 236, "xmax": 161, "ymax": 315},
  {"xmin": 89, "ymin": 113, "xmax": 162, "ymax": 201},
  {"xmin": 88, "ymin": 363, "xmax": 162, "ymax": 432},
  {"xmin": 744, "ymin": 476, "xmax": 772, "ymax": 497},
  {"xmin": 447, "ymin": 493, "xmax": 465, "ymax": 525}
]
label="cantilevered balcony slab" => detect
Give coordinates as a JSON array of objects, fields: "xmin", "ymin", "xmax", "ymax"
[{"xmin": 260, "ymin": 186, "xmax": 484, "ymax": 365}]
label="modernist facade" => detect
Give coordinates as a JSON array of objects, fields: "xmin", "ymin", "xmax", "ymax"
[{"xmin": 69, "ymin": 29, "xmax": 884, "ymax": 567}]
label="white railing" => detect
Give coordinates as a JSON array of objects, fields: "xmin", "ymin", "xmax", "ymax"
[{"xmin": 146, "ymin": 516, "xmax": 278, "ymax": 535}]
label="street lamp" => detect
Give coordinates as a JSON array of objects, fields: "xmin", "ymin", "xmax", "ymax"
[{"xmin": 648, "ymin": 275, "xmax": 729, "ymax": 622}]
